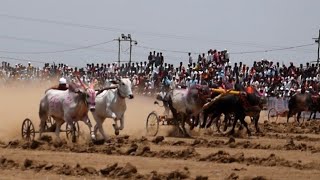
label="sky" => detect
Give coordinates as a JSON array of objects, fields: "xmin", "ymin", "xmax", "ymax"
[{"xmin": 0, "ymin": 0, "xmax": 319, "ymax": 67}]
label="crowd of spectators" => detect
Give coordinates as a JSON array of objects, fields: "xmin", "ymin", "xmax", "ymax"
[{"xmin": 1, "ymin": 49, "xmax": 320, "ymax": 99}]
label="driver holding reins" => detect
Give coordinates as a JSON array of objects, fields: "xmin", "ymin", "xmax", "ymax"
[
  {"xmin": 46, "ymin": 77, "xmax": 69, "ymax": 92},
  {"xmin": 57, "ymin": 77, "xmax": 68, "ymax": 90}
]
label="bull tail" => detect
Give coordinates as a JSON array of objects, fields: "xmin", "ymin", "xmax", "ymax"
[
  {"xmin": 287, "ymin": 97, "xmax": 295, "ymax": 122},
  {"xmin": 288, "ymin": 97, "xmax": 295, "ymax": 112},
  {"xmin": 39, "ymin": 99, "xmax": 48, "ymax": 120},
  {"xmin": 167, "ymin": 95, "xmax": 179, "ymax": 124}
]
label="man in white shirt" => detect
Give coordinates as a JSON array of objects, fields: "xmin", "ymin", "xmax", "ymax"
[
  {"xmin": 188, "ymin": 53, "xmax": 193, "ymax": 65},
  {"xmin": 170, "ymin": 76, "xmax": 177, "ymax": 90},
  {"xmin": 224, "ymin": 49, "xmax": 230, "ymax": 62},
  {"xmin": 207, "ymin": 51, "xmax": 213, "ymax": 63},
  {"xmin": 186, "ymin": 76, "xmax": 192, "ymax": 88}
]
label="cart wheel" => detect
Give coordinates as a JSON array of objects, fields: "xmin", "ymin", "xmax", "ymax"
[
  {"xmin": 146, "ymin": 111, "xmax": 159, "ymax": 136},
  {"xmin": 21, "ymin": 118, "xmax": 35, "ymax": 141},
  {"xmin": 66, "ymin": 121, "xmax": 80, "ymax": 142},
  {"xmin": 268, "ymin": 108, "xmax": 278, "ymax": 122}
]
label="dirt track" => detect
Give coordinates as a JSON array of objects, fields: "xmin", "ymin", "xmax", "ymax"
[{"xmin": 1, "ymin": 84, "xmax": 320, "ymax": 179}]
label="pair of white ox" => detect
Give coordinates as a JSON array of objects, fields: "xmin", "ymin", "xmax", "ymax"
[{"xmin": 39, "ymin": 77, "xmax": 133, "ymax": 142}]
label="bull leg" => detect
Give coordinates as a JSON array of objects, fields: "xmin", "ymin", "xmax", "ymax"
[
  {"xmin": 215, "ymin": 116, "xmax": 222, "ymax": 133},
  {"xmin": 287, "ymin": 109, "xmax": 292, "ymax": 123},
  {"xmin": 287, "ymin": 109, "xmax": 293, "ymax": 123},
  {"xmin": 200, "ymin": 113, "xmax": 208, "ymax": 129},
  {"xmin": 38, "ymin": 103, "xmax": 48, "ymax": 139},
  {"xmin": 254, "ymin": 114, "xmax": 261, "ymax": 133},
  {"xmin": 174, "ymin": 113, "xmax": 184, "ymax": 135},
  {"xmin": 93, "ymin": 117, "xmax": 109, "ymax": 142},
  {"xmin": 119, "ymin": 114, "xmax": 125, "ymax": 130},
  {"xmin": 54, "ymin": 120, "xmax": 64, "ymax": 142},
  {"xmin": 239, "ymin": 114, "xmax": 251, "ymax": 136},
  {"xmin": 228, "ymin": 116, "xmax": 237, "ymax": 135},
  {"xmin": 81, "ymin": 115, "xmax": 95, "ymax": 140},
  {"xmin": 194, "ymin": 114, "xmax": 200, "ymax": 127},
  {"xmin": 164, "ymin": 104, "xmax": 170, "ymax": 117},
  {"xmin": 104, "ymin": 109, "xmax": 119, "ymax": 135},
  {"xmin": 313, "ymin": 111, "xmax": 317, "ymax": 119},
  {"xmin": 307, "ymin": 112, "xmax": 312, "ymax": 121},
  {"xmin": 92, "ymin": 113, "xmax": 107, "ymax": 140},
  {"xmin": 93, "ymin": 124, "xmax": 99, "ymax": 137},
  {"xmin": 228, "ymin": 113, "xmax": 244, "ymax": 136},
  {"xmin": 64, "ymin": 114, "xmax": 77, "ymax": 142},
  {"xmin": 112, "ymin": 118, "xmax": 120, "ymax": 136},
  {"xmin": 38, "ymin": 117, "xmax": 46, "ymax": 139},
  {"xmin": 200, "ymin": 109, "xmax": 208, "ymax": 129},
  {"xmin": 224, "ymin": 114, "xmax": 231, "ymax": 132},
  {"xmin": 180, "ymin": 114, "xmax": 190, "ymax": 137},
  {"xmin": 297, "ymin": 112, "xmax": 301, "ymax": 123},
  {"xmin": 206, "ymin": 112, "xmax": 220, "ymax": 129},
  {"xmin": 189, "ymin": 116, "xmax": 195, "ymax": 130},
  {"xmin": 185, "ymin": 115, "xmax": 195, "ymax": 130}
]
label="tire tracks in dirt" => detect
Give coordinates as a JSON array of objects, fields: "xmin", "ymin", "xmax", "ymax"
[
  {"xmin": 0, "ymin": 155, "xmax": 203, "ymax": 179},
  {"xmin": 2, "ymin": 135, "xmax": 320, "ymax": 172}
]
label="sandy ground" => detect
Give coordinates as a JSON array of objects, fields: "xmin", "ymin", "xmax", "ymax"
[{"xmin": 1, "ymin": 83, "xmax": 320, "ymax": 179}]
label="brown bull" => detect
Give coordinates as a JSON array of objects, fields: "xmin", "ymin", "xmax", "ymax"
[{"xmin": 287, "ymin": 93, "xmax": 320, "ymax": 123}]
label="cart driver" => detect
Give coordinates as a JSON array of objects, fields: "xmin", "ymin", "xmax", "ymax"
[
  {"xmin": 45, "ymin": 77, "xmax": 69, "ymax": 93},
  {"xmin": 57, "ymin": 77, "xmax": 68, "ymax": 90}
]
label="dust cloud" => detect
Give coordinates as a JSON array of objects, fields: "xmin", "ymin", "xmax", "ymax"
[{"xmin": 0, "ymin": 82, "xmax": 166, "ymax": 142}]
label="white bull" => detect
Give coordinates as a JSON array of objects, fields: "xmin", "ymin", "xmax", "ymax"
[
  {"xmin": 38, "ymin": 78, "xmax": 97, "ymax": 142},
  {"xmin": 92, "ymin": 78, "xmax": 134, "ymax": 142},
  {"xmin": 157, "ymin": 85, "xmax": 211, "ymax": 136}
]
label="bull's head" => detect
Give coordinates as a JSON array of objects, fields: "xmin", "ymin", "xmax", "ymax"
[
  {"xmin": 111, "ymin": 77, "xmax": 134, "ymax": 99},
  {"xmin": 76, "ymin": 76, "xmax": 97, "ymax": 112}
]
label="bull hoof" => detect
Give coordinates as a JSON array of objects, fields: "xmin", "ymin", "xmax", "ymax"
[
  {"xmin": 189, "ymin": 125, "xmax": 195, "ymax": 130},
  {"xmin": 256, "ymin": 129, "xmax": 261, "ymax": 134},
  {"xmin": 105, "ymin": 139, "xmax": 112, "ymax": 144},
  {"xmin": 194, "ymin": 122, "xmax": 199, "ymax": 127},
  {"xmin": 115, "ymin": 130, "xmax": 120, "ymax": 136},
  {"xmin": 72, "ymin": 136, "xmax": 77, "ymax": 143},
  {"xmin": 91, "ymin": 134, "xmax": 96, "ymax": 140},
  {"xmin": 92, "ymin": 139, "xmax": 105, "ymax": 145},
  {"xmin": 225, "ymin": 130, "xmax": 235, "ymax": 136}
]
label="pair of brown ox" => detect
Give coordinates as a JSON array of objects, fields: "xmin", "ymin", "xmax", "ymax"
[
  {"xmin": 287, "ymin": 93, "xmax": 320, "ymax": 123},
  {"xmin": 163, "ymin": 84, "xmax": 266, "ymax": 137},
  {"xmin": 199, "ymin": 84, "xmax": 266, "ymax": 136}
]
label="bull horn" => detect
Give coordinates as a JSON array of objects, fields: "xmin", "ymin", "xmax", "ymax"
[
  {"xmin": 90, "ymin": 79, "xmax": 97, "ymax": 89},
  {"xmin": 76, "ymin": 76, "xmax": 88, "ymax": 89}
]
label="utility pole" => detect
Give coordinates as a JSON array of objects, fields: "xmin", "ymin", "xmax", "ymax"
[
  {"xmin": 313, "ymin": 29, "xmax": 320, "ymax": 66},
  {"xmin": 115, "ymin": 34, "xmax": 138, "ymax": 67},
  {"xmin": 129, "ymin": 38, "xmax": 138, "ymax": 65},
  {"xmin": 118, "ymin": 37, "xmax": 121, "ymax": 67},
  {"xmin": 129, "ymin": 39, "xmax": 132, "ymax": 65},
  {"xmin": 120, "ymin": 34, "xmax": 137, "ymax": 66},
  {"xmin": 113, "ymin": 37, "xmax": 121, "ymax": 66}
]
